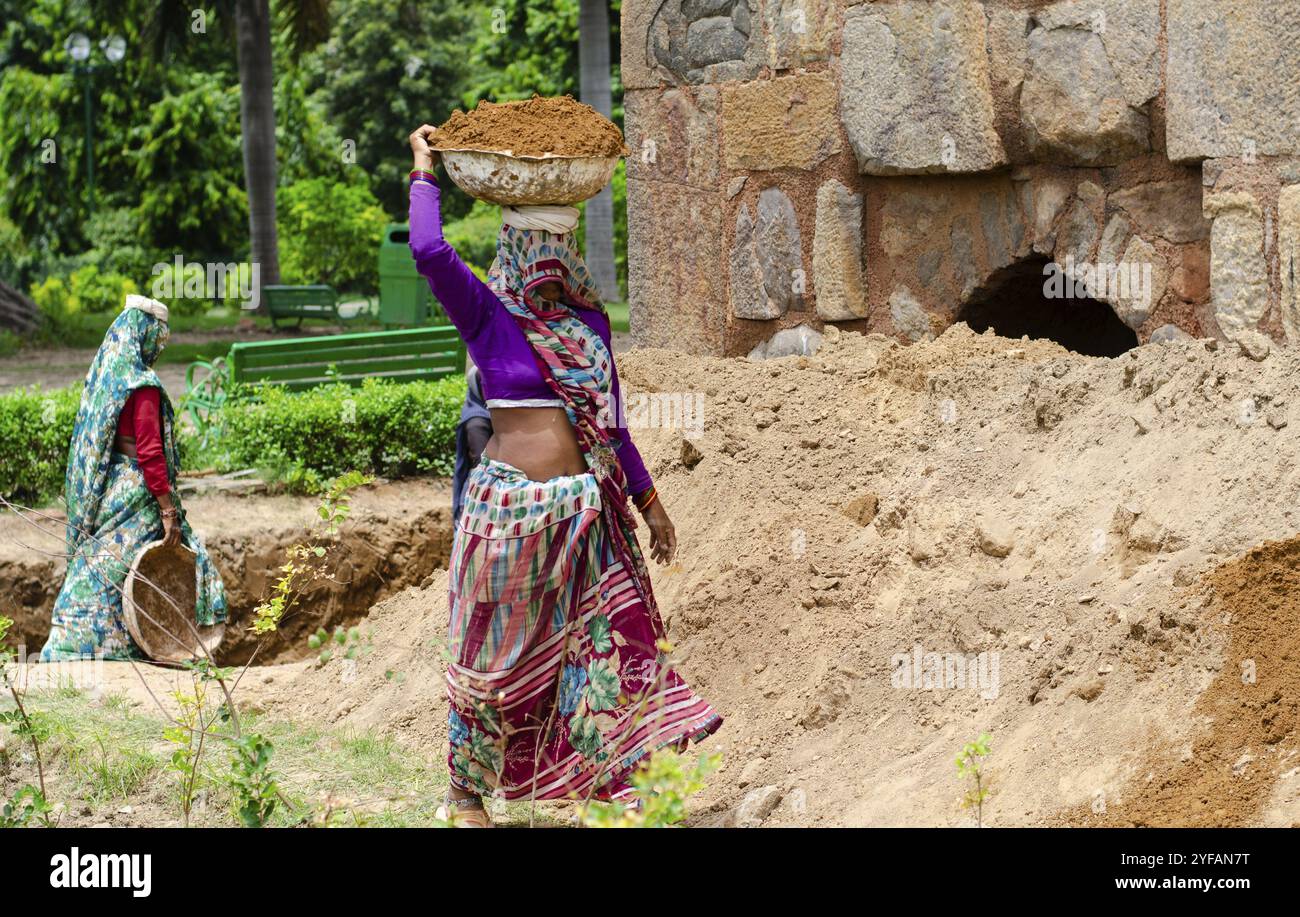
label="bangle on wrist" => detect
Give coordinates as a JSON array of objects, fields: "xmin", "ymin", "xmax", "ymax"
[
  {"xmin": 409, "ymin": 168, "xmax": 437, "ymax": 185},
  {"xmin": 633, "ymin": 486, "xmax": 658, "ymax": 514}
]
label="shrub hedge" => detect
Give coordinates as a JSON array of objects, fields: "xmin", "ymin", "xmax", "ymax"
[
  {"xmin": 0, "ymin": 385, "xmax": 80, "ymax": 505},
  {"xmin": 206, "ymin": 375, "xmax": 465, "ymax": 485},
  {"xmin": 0, "ymin": 375, "xmax": 465, "ymax": 505}
]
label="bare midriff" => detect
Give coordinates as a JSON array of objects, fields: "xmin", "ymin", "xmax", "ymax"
[
  {"xmin": 114, "ymin": 435, "xmax": 138, "ymax": 458},
  {"xmin": 484, "ymin": 406, "xmax": 586, "ymax": 481}
]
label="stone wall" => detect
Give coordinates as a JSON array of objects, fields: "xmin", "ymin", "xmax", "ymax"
[{"xmin": 623, "ymin": 0, "xmax": 1300, "ymax": 357}]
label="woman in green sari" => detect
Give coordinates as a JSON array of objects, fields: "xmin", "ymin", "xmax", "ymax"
[{"xmin": 40, "ymin": 296, "xmax": 228, "ymax": 662}]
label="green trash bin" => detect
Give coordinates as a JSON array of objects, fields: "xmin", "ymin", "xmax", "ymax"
[{"xmin": 378, "ymin": 223, "xmax": 440, "ymax": 327}]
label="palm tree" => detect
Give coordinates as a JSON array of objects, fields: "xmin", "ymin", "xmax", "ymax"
[
  {"xmin": 235, "ymin": 0, "xmax": 281, "ymax": 290},
  {"xmin": 578, "ymin": 0, "xmax": 618, "ymax": 301}
]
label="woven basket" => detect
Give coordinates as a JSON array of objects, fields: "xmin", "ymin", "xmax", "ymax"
[
  {"xmin": 122, "ymin": 540, "xmax": 224, "ymax": 663},
  {"xmin": 434, "ymin": 147, "xmax": 620, "ymax": 206}
]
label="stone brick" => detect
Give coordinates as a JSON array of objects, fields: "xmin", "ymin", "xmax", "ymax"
[
  {"xmin": 1013, "ymin": 0, "xmax": 1159, "ymax": 164},
  {"xmin": 1112, "ymin": 235, "xmax": 1168, "ymax": 329},
  {"xmin": 623, "ymin": 0, "xmax": 761, "ymax": 89},
  {"xmin": 624, "ymin": 87, "xmax": 720, "ymax": 190},
  {"xmin": 889, "ymin": 288, "xmax": 934, "ymax": 342},
  {"xmin": 1280, "ymin": 185, "xmax": 1300, "ymax": 344},
  {"xmin": 730, "ymin": 188, "xmax": 804, "ymax": 320},
  {"xmin": 839, "ymin": 0, "xmax": 1006, "ymax": 175},
  {"xmin": 1029, "ymin": 177, "xmax": 1073, "ymax": 254},
  {"xmin": 812, "ymin": 180, "xmax": 869, "ymax": 321},
  {"xmin": 721, "ymin": 73, "xmax": 840, "ymax": 172},
  {"xmin": 1167, "ymin": 0, "xmax": 1300, "ymax": 161},
  {"xmin": 762, "ymin": 0, "xmax": 837, "ymax": 69},
  {"xmin": 1108, "ymin": 180, "xmax": 1210, "ymax": 244},
  {"xmin": 627, "ymin": 178, "xmax": 727, "ymax": 353},
  {"xmin": 1204, "ymin": 192, "xmax": 1268, "ymax": 341}
]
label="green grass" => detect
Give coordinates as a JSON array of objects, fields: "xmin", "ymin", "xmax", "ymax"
[{"xmin": 0, "ymin": 681, "xmax": 563, "ymax": 827}]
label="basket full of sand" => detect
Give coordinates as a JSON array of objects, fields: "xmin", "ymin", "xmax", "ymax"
[
  {"xmin": 429, "ymin": 95, "xmax": 627, "ymax": 206},
  {"xmin": 122, "ymin": 540, "xmax": 225, "ymax": 663}
]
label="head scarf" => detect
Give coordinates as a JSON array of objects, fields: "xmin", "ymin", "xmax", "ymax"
[
  {"xmin": 64, "ymin": 305, "xmax": 174, "ymax": 553},
  {"xmin": 488, "ymin": 221, "xmax": 660, "ymax": 618}
]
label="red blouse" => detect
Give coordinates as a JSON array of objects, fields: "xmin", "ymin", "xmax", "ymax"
[{"xmin": 117, "ymin": 387, "xmax": 170, "ymax": 496}]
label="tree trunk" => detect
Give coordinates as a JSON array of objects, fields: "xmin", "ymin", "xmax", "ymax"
[
  {"xmin": 0, "ymin": 279, "xmax": 40, "ymax": 334},
  {"xmin": 578, "ymin": 0, "xmax": 618, "ymax": 302},
  {"xmin": 235, "ymin": 0, "xmax": 281, "ymax": 303}
]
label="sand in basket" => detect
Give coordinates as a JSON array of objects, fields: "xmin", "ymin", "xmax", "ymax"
[
  {"xmin": 122, "ymin": 541, "xmax": 224, "ymax": 663},
  {"xmin": 429, "ymin": 95, "xmax": 626, "ymax": 206}
]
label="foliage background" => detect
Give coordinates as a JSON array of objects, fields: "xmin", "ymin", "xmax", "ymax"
[{"xmin": 0, "ymin": 0, "xmax": 629, "ymax": 303}]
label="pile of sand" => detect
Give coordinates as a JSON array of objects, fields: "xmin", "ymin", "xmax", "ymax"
[
  {"xmin": 1065, "ymin": 537, "xmax": 1300, "ymax": 826},
  {"xmin": 430, "ymin": 95, "xmax": 627, "ymax": 158},
  {"xmin": 267, "ymin": 324, "xmax": 1300, "ymax": 826}
]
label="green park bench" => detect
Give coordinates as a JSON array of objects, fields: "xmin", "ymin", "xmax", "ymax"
[
  {"xmin": 182, "ymin": 326, "xmax": 466, "ymax": 439},
  {"xmin": 263, "ymin": 284, "xmax": 342, "ymax": 329}
]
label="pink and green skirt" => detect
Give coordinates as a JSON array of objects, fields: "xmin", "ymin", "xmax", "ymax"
[{"xmin": 446, "ymin": 457, "xmax": 721, "ymax": 801}]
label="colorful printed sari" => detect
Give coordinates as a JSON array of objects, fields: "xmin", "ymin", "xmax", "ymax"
[
  {"xmin": 444, "ymin": 226, "xmax": 721, "ymax": 800},
  {"xmin": 41, "ymin": 308, "xmax": 227, "ymax": 662}
]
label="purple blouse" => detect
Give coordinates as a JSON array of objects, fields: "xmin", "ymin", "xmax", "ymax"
[{"xmin": 407, "ymin": 179, "xmax": 652, "ymax": 495}]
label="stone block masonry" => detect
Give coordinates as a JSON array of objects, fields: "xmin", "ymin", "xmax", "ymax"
[{"xmin": 623, "ymin": 0, "xmax": 1299, "ymax": 357}]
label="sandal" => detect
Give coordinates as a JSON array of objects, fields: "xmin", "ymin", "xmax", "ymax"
[{"xmin": 437, "ymin": 791, "xmax": 494, "ymax": 828}]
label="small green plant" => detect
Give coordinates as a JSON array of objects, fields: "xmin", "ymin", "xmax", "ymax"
[
  {"xmin": 308, "ymin": 625, "xmax": 370, "ymax": 664},
  {"xmin": 956, "ymin": 732, "xmax": 992, "ymax": 827},
  {"xmin": 579, "ymin": 749, "xmax": 721, "ymax": 828},
  {"xmin": 229, "ymin": 734, "xmax": 280, "ymax": 828},
  {"xmin": 318, "ymin": 470, "xmax": 371, "ymax": 535},
  {"xmin": 0, "ymin": 615, "xmax": 50, "ymax": 801},
  {"xmin": 0, "ymin": 784, "xmax": 54, "ymax": 827},
  {"xmin": 251, "ymin": 471, "xmax": 374, "ymax": 634},
  {"xmin": 162, "ymin": 680, "xmax": 210, "ymax": 826}
]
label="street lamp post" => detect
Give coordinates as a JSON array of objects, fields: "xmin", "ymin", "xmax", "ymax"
[{"xmin": 64, "ymin": 33, "xmax": 125, "ymax": 215}]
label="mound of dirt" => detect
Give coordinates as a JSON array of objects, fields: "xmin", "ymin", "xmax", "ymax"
[
  {"xmin": 268, "ymin": 570, "xmax": 453, "ymax": 750},
  {"xmin": 1064, "ymin": 537, "xmax": 1300, "ymax": 826},
  {"xmin": 431, "ymin": 95, "xmax": 627, "ymax": 158},
  {"xmin": 254, "ymin": 323, "xmax": 1300, "ymax": 825}
]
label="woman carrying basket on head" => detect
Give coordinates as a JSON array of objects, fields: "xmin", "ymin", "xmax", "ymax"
[{"xmin": 407, "ymin": 122, "xmax": 721, "ymax": 826}]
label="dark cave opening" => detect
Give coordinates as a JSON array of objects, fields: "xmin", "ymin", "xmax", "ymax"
[{"xmin": 955, "ymin": 257, "xmax": 1139, "ymax": 358}]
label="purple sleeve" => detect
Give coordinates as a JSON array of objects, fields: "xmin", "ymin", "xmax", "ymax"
[
  {"xmin": 609, "ymin": 356, "xmax": 654, "ymax": 496},
  {"xmin": 407, "ymin": 179, "xmax": 500, "ymax": 341}
]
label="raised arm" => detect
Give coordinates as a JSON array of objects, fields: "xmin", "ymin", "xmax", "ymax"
[{"xmin": 407, "ymin": 126, "xmax": 501, "ymax": 340}]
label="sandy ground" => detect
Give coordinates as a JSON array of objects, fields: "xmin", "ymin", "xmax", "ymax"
[{"xmin": 5, "ymin": 324, "xmax": 1300, "ymax": 826}]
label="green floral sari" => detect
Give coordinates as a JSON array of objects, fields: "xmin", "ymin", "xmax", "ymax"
[{"xmin": 40, "ymin": 308, "xmax": 228, "ymax": 662}]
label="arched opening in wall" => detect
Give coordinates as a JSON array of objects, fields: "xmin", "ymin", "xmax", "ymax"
[{"xmin": 955, "ymin": 257, "xmax": 1138, "ymax": 358}]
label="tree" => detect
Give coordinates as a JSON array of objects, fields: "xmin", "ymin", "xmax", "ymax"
[
  {"xmin": 578, "ymin": 0, "xmax": 617, "ymax": 301},
  {"xmin": 234, "ymin": 0, "xmax": 281, "ymax": 290},
  {"xmin": 299, "ymin": 0, "xmax": 477, "ymax": 220},
  {"xmin": 98, "ymin": 0, "xmax": 332, "ymax": 299}
]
